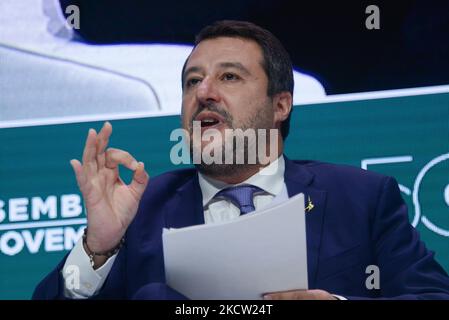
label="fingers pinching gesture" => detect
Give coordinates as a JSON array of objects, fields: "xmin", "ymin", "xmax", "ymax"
[{"xmin": 70, "ymin": 122, "xmax": 149, "ymax": 267}]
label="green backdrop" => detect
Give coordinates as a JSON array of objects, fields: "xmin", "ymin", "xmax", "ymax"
[{"xmin": 1, "ymin": 92, "xmax": 448, "ymax": 299}]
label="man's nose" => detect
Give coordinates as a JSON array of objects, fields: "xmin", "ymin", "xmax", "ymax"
[{"xmin": 196, "ymin": 77, "xmax": 221, "ymax": 103}]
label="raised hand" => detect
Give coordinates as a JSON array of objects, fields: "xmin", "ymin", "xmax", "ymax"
[{"xmin": 70, "ymin": 122, "xmax": 149, "ymax": 259}]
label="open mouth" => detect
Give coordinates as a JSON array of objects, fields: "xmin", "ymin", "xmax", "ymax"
[
  {"xmin": 200, "ymin": 118, "xmax": 220, "ymax": 128},
  {"xmin": 195, "ymin": 112, "xmax": 225, "ymax": 129}
]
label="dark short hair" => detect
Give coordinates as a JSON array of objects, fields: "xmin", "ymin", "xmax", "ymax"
[{"xmin": 182, "ymin": 20, "xmax": 294, "ymax": 140}]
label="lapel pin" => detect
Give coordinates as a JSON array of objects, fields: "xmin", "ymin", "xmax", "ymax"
[{"xmin": 305, "ymin": 196, "xmax": 314, "ymax": 213}]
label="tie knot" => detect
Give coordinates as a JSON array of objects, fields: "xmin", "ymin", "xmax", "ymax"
[{"xmin": 215, "ymin": 185, "xmax": 263, "ymax": 215}]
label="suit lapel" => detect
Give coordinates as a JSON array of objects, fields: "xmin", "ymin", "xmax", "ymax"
[
  {"xmin": 284, "ymin": 157, "xmax": 327, "ymax": 289},
  {"xmin": 164, "ymin": 173, "xmax": 205, "ymax": 229}
]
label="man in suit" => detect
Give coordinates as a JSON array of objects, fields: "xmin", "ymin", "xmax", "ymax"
[{"xmin": 33, "ymin": 20, "xmax": 449, "ymax": 300}]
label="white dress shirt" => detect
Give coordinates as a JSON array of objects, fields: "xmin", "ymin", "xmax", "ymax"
[
  {"xmin": 200, "ymin": 156, "xmax": 288, "ymax": 224},
  {"xmin": 63, "ymin": 156, "xmax": 288, "ymax": 298}
]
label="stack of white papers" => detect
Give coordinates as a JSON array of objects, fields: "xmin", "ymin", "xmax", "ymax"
[{"xmin": 163, "ymin": 192, "xmax": 308, "ymax": 300}]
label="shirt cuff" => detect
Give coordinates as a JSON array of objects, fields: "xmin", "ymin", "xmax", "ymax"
[{"xmin": 62, "ymin": 237, "xmax": 118, "ymax": 299}]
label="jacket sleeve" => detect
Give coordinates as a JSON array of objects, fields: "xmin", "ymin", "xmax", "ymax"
[
  {"xmin": 32, "ymin": 255, "xmax": 69, "ymax": 300},
  {"xmin": 349, "ymin": 176, "xmax": 449, "ymax": 299}
]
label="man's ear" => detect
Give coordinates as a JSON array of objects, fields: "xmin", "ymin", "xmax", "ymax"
[{"xmin": 273, "ymin": 91, "xmax": 292, "ymax": 126}]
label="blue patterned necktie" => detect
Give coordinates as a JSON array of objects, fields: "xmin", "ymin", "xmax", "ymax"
[{"xmin": 215, "ymin": 185, "xmax": 264, "ymax": 215}]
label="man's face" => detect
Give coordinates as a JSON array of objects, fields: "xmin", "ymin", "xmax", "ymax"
[{"xmin": 181, "ymin": 37, "xmax": 276, "ymax": 171}]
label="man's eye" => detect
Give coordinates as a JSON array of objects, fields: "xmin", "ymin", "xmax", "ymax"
[
  {"xmin": 186, "ymin": 78, "xmax": 201, "ymax": 87},
  {"xmin": 222, "ymin": 73, "xmax": 239, "ymax": 81}
]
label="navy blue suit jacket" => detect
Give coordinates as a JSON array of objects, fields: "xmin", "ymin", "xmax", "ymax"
[{"xmin": 33, "ymin": 158, "xmax": 449, "ymax": 299}]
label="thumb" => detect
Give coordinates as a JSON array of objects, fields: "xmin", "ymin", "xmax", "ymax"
[{"xmin": 129, "ymin": 162, "xmax": 149, "ymax": 199}]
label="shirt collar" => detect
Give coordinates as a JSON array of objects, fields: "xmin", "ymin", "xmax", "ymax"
[{"xmin": 198, "ymin": 155, "xmax": 286, "ymax": 207}]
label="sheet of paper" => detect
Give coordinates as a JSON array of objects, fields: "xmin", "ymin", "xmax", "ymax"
[{"xmin": 163, "ymin": 192, "xmax": 308, "ymax": 300}]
